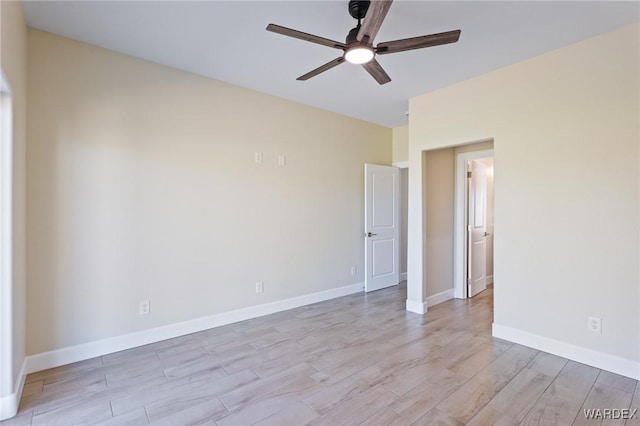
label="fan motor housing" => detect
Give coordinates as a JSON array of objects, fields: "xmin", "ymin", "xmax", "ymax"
[
  {"xmin": 346, "ymin": 27, "xmax": 360, "ymax": 45},
  {"xmin": 348, "ymin": 0, "xmax": 370, "ymax": 20}
]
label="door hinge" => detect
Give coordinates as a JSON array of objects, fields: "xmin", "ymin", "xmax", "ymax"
[{"xmin": 467, "ymin": 171, "xmax": 472, "ymax": 178}]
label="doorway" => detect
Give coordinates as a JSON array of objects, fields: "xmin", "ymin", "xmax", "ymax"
[
  {"xmin": 364, "ymin": 164, "xmax": 400, "ymax": 292},
  {"xmin": 454, "ymin": 149, "xmax": 494, "ymax": 299}
]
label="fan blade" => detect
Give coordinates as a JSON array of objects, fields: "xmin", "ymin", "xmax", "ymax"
[
  {"xmin": 297, "ymin": 57, "xmax": 346, "ymax": 81},
  {"xmin": 267, "ymin": 24, "xmax": 346, "ymax": 50},
  {"xmin": 356, "ymin": 1, "xmax": 393, "ymax": 43},
  {"xmin": 376, "ymin": 30, "xmax": 461, "ymax": 55},
  {"xmin": 362, "ymin": 59, "xmax": 391, "ymax": 85}
]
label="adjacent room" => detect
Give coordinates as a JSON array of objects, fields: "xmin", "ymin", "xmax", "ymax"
[{"xmin": 1, "ymin": 1, "xmax": 638, "ymax": 424}]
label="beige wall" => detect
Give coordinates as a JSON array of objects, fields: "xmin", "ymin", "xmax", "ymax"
[
  {"xmin": 0, "ymin": 0, "xmax": 27, "ymax": 402},
  {"xmin": 26, "ymin": 30, "xmax": 391, "ymax": 355},
  {"xmin": 392, "ymin": 126, "xmax": 408, "ymax": 164},
  {"xmin": 424, "ymin": 148, "xmax": 454, "ymax": 297},
  {"xmin": 408, "ymin": 24, "xmax": 639, "ymax": 366}
]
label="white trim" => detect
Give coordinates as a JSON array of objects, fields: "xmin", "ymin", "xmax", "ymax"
[
  {"xmin": 392, "ymin": 161, "xmax": 409, "ymax": 169},
  {"xmin": 426, "ymin": 289, "xmax": 454, "ymax": 307},
  {"xmin": 486, "ymin": 274, "xmax": 494, "ymax": 285},
  {"xmin": 492, "ymin": 323, "xmax": 640, "ymax": 380},
  {"xmin": 0, "ymin": 77, "xmax": 15, "ymax": 418},
  {"xmin": 0, "ymin": 359, "xmax": 25, "ymax": 421},
  {"xmin": 25, "ymin": 282, "xmax": 364, "ymax": 374},
  {"xmin": 454, "ymin": 148, "xmax": 494, "ymax": 299},
  {"xmin": 406, "ymin": 298, "xmax": 427, "ymax": 314},
  {"xmin": 400, "ymin": 272, "xmax": 407, "ymax": 282}
]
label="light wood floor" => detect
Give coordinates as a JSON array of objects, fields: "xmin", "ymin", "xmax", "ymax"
[{"xmin": 3, "ymin": 285, "xmax": 638, "ymax": 426}]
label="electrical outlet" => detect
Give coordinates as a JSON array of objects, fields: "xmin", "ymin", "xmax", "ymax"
[
  {"xmin": 139, "ymin": 300, "xmax": 150, "ymax": 315},
  {"xmin": 256, "ymin": 281, "xmax": 264, "ymax": 294},
  {"xmin": 588, "ymin": 316, "xmax": 601, "ymax": 333},
  {"xmin": 350, "ymin": 266, "xmax": 357, "ymax": 276},
  {"xmin": 254, "ymin": 152, "xmax": 263, "ymax": 164},
  {"xmin": 278, "ymin": 155, "xmax": 286, "ymax": 166}
]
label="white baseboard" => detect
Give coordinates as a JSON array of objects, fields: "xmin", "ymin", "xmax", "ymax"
[
  {"xmin": 487, "ymin": 275, "xmax": 494, "ymax": 285},
  {"xmin": 26, "ymin": 282, "xmax": 364, "ymax": 374},
  {"xmin": 492, "ymin": 323, "xmax": 640, "ymax": 380},
  {"xmin": 400, "ymin": 272, "xmax": 407, "ymax": 282},
  {"xmin": 426, "ymin": 289, "xmax": 454, "ymax": 307},
  {"xmin": 0, "ymin": 359, "xmax": 26, "ymax": 421},
  {"xmin": 406, "ymin": 299, "xmax": 427, "ymax": 314}
]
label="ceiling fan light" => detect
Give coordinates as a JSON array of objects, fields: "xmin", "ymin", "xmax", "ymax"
[{"xmin": 345, "ymin": 46, "xmax": 374, "ymax": 64}]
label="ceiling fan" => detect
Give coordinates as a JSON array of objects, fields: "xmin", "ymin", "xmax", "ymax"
[{"xmin": 266, "ymin": 0, "xmax": 461, "ymax": 85}]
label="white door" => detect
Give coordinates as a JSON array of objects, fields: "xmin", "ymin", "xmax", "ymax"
[
  {"xmin": 364, "ymin": 164, "xmax": 400, "ymax": 292},
  {"xmin": 468, "ymin": 160, "xmax": 488, "ymax": 297}
]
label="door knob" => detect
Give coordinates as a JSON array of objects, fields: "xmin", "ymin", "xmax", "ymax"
[
  {"xmin": 484, "ymin": 232, "xmax": 490, "ymax": 237},
  {"xmin": 366, "ymin": 232, "xmax": 377, "ymax": 237}
]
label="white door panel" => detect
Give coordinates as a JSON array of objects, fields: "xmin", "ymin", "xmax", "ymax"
[
  {"xmin": 372, "ymin": 239, "xmax": 395, "ymax": 276},
  {"xmin": 365, "ymin": 164, "xmax": 400, "ymax": 292},
  {"xmin": 468, "ymin": 160, "xmax": 488, "ymax": 297},
  {"xmin": 372, "ymin": 173, "xmax": 395, "ymax": 227}
]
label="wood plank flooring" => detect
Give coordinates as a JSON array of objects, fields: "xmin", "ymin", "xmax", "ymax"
[{"xmin": 3, "ymin": 285, "xmax": 638, "ymax": 425}]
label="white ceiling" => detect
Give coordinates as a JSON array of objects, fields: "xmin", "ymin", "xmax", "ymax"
[{"xmin": 22, "ymin": 1, "xmax": 639, "ymax": 128}]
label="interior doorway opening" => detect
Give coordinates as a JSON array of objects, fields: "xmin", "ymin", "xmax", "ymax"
[{"xmin": 413, "ymin": 142, "xmax": 494, "ymax": 315}]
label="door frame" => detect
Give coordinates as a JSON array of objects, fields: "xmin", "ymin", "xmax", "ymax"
[
  {"xmin": 453, "ymin": 149, "xmax": 494, "ymax": 299},
  {"xmin": 0, "ymin": 72, "xmax": 15, "ymax": 419},
  {"xmin": 392, "ymin": 161, "xmax": 408, "ymax": 282}
]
